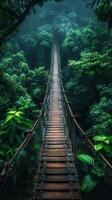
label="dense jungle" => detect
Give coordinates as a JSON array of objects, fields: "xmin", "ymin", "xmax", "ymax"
[{"xmin": 0, "ymin": 0, "xmax": 112, "ymax": 199}]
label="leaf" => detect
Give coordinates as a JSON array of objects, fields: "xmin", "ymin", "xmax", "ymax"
[
  {"xmin": 104, "ymin": 140, "xmax": 110, "ymax": 144},
  {"xmin": 91, "ymin": 166, "xmax": 105, "ymax": 178},
  {"xmin": 7, "ymin": 111, "xmax": 16, "ymax": 114},
  {"xmin": 5, "ymin": 114, "xmax": 14, "ymax": 124},
  {"xmin": 15, "ymin": 111, "xmax": 24, "ymax": 117},
  {"xmin": 93, "ymin": 135, "xmax": 107, "ymax": 142},
  {"xmin": 77, "ymin": 154, "xmax": 95, "ymax": 166},
  {"xmin": 81, "ymin": 175, "xmax": 97, "ymax": 193},
  {"xmin": 94, "ymin": 143, "xmax": 104, "ymax": 151}
]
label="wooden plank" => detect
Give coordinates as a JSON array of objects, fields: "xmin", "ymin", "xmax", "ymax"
[
  {"xmin": 45, "ymin": 162, "xmax": 73, "ymax": 169},
  {"xmin": 41, "ymin": 157, "xmax": 73, "ymax": 162},
  {"xmin": 37, "ymin": 183, "xmax": 80, "ymax": 191},
  {"xmin": 41, "ymin": 153, "xmax": 67, "ymax": 157},
  {"xmin": 43, "ymin": 141, "xmax": 69, "ymax": 145},
  {"xmin": 38, "ymin": 175, "xmax": 77, "ymax": 182},
  {"xmin": 35, "ymin": 191, "xmax": 80, "ymax": 199},
  {"xmin": 43, "ymin": 145, "xmax": 65, "ymax": 149},
  {"xmin": 33, "ymin": 43, "xmax": 81, "ymax": 200},
  {"xmin": 41, "ymin": 168, "xmax": 76, "ymax": 175},
  {"xmin": 44, "ymin": 136, "xmax": 68, "ymax": 139}
]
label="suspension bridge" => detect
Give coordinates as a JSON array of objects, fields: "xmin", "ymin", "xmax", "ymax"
[{"xmin": 0, "ymin": 39, "xmax": 112, "ymax": 200}]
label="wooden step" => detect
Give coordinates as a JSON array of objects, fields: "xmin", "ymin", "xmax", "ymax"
[
  {"xmin": 42, "ymin": 152, "xmax": 73, "ymax": 157},
  {"xmin": 44, "ymin": 138, "xmax": 68, "ymax": 142},
  {"xmin": 35, "ymin": 191, "xmax": 80, "ymax": 199},
  {"xmin": 46, "ymin": 123, "xmax": 65, "ymax": 125},
  {"xmin": 44, "ymin": 135, "xmax": 67, "ymax": 139},
  {"xmin": 44, "ymin": 136, "xmax": 68, "ymax": 139},
  {"xmin": 41, "ymin": 157, "xmax": 73, "ymax": 162},
  {"xmin": 43, "ymin": 141, "xmax": 69, "ymax": 145},
  {"xmin": 46, "ymin": 130, "xmax": 66, "ymax": 132},
  {"xmin": 37, "ymin": 183, "xmax": 80, "ymax": 191},
  {"xmin": 42, "ymin": 163, "xmax": 74, "ymax": 169},
  {"xmin": 40, "ymin": 168, "xmax": 76, "ymax": 175},
  {"xmin": 41, "ymin": 153, "xmax": 67, "ymax": 157},
  {"xmin": 45, "ymin": 132, "xmax": 66, "ymax": 134},
  {"xmin": 38, "ymin": 174, "xmax": 77, "ymax": 182},
  {"xmin": 46, "ymin": 126, "xmax": 64, "ymax": 128},
  {"xmin": 43, "ymin": 145, "xmax": 66, "ymax": 149},
  {"xmin": 45, "ymin": 133, "xmax": 67, "ymax": 136},
  {"xmin": 42, "ymin": 150, "xmax": 68, "ymax": 157},
  {"xmin": 46, "ymin": 127, "xmax": 65, "ymax": 129}
]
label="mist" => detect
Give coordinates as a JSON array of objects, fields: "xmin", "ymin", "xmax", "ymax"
[{"xmin": 19, "ymin": 0, "xmax": 95, "ymax": 34}]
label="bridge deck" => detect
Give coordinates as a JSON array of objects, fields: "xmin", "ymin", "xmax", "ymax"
[{"xmin": 33, "ymin": 43, "xmax": 81, "ymax": 199}]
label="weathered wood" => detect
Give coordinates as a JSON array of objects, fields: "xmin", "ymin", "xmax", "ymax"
[
  {"xmin": 33, "ymin": 42, "xmax": 80, "ymax": 200},
  {"xmin": 35, "ymin": 191, "xmax": 80, "ymax": 200}
]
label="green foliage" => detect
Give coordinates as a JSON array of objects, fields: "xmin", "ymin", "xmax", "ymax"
[
  {"xmin": 85, "ymin": 0, "xmax": 112, "ymax": 29},
  {"xmin": 37, "ymin": 25, "xmax": 53, "ymax": 47},
  {"xmin": 77, "ymin": 153, "xmax": 105, "ymax": 193},
  {"xmin": 64, "ymin": 49, "xmax": 112, "ymax": 119},
  {"xmin": 1, "ymin": 108, "xmax": 32, "ymax": 135},
  {"xmin": 3, "ymin": 110, "xmax": 24, "ymax": 125},
  {"xmin": 0, "ymin": 0, "xmax": 62, "ymax": 45},
  {"xmin": 95, "ymin": 1, "xmax": 112, "ymax": 29},
  {"xmin": 0, "ymin": 69, "xmax": 26, "ymax": 112},
  {"xmin": 93, "ymin": 135, "xmax": 112, "ymax": 154},
  {"xmin": 33, "ymin": 143, "xmax": 41, "ymax": 151},
  {"xmin": 0, "ymin": 108, "xmax": 32, "ymax": 162},
  {"xmin": 81, "ymin": 175, "xmax": 97, "ymax": 192},
  {"xmin": 89, "ymin": 87, "xmax": 112, "ymax": 156},
  {"xmin": 63, "ymin": 18, "xmax": 112, "ymax": 150},
  {"xmin": 69, "ymin": 51, "xmax": 110, "ymax": 77},
  {"xmin": 77, "ymin": 154, "xmax": 95, "ymax": 166},
  {"xmin": 0, "ymin": 44, "xmax": 48, "ymax": 117},
  {"xmin": 16, "ymin": 94, "xmax": 35, "ymax": 110},
  {"xmin": 0, "ymin": 28, "xmax": 48, "ymax": 165},
  {"xmin": 62, "ymin": 19, "xmax": 108, "ymax": 62}
]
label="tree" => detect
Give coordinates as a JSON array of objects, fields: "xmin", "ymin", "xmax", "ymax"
[
  {"xmin": 0, "ymin": 0, "xmax": 61, "ymax": 45},
  {"xmin": 85, "ymin": 0, "xmax": 112, "ymax": 29}
]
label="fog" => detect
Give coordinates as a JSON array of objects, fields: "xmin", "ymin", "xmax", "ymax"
[{"xmin": 19, "ymin": 0, "xmax": 95, "ymax": 34}]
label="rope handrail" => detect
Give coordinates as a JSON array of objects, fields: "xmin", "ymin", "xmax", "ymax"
[
  {"xmin": 56, "ymin": 40, "xmax": 112, "ymax": 170},
  {"xmin": 61, "ymin": 82, "xmax": 112, "ymax": 170},
  {"xmin": 1, "ymin": 69, "xmax": 52, "ymax": 174},
  {"xmin": 0, "ymin": 41, "xmax": 55, "ymax": 200},
  {"xmin": 0, "ymin": 38, "xmax": 112, "ymax": 200},
  {"xmin": 2, "ymin": 39, "xmax": 56, "ymax": 172}
]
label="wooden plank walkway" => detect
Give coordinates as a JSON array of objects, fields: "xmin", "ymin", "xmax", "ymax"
[{"xmin": 33, "ymin": 43, "xmax": 81, "ymax": 200}]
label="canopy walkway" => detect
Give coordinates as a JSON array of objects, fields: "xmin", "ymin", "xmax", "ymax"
[
  {"xmin": 0, "ymin": 39, "xmax": 112, "ymax": 200},
  {"xmin": 32, "ymin": 42, "xmax": 80, "ymax": 199}
]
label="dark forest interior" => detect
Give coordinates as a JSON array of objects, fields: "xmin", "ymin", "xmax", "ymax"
[{"xmin": 0, "ymin": 0, "xmax": 112, "ymax": 199}]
